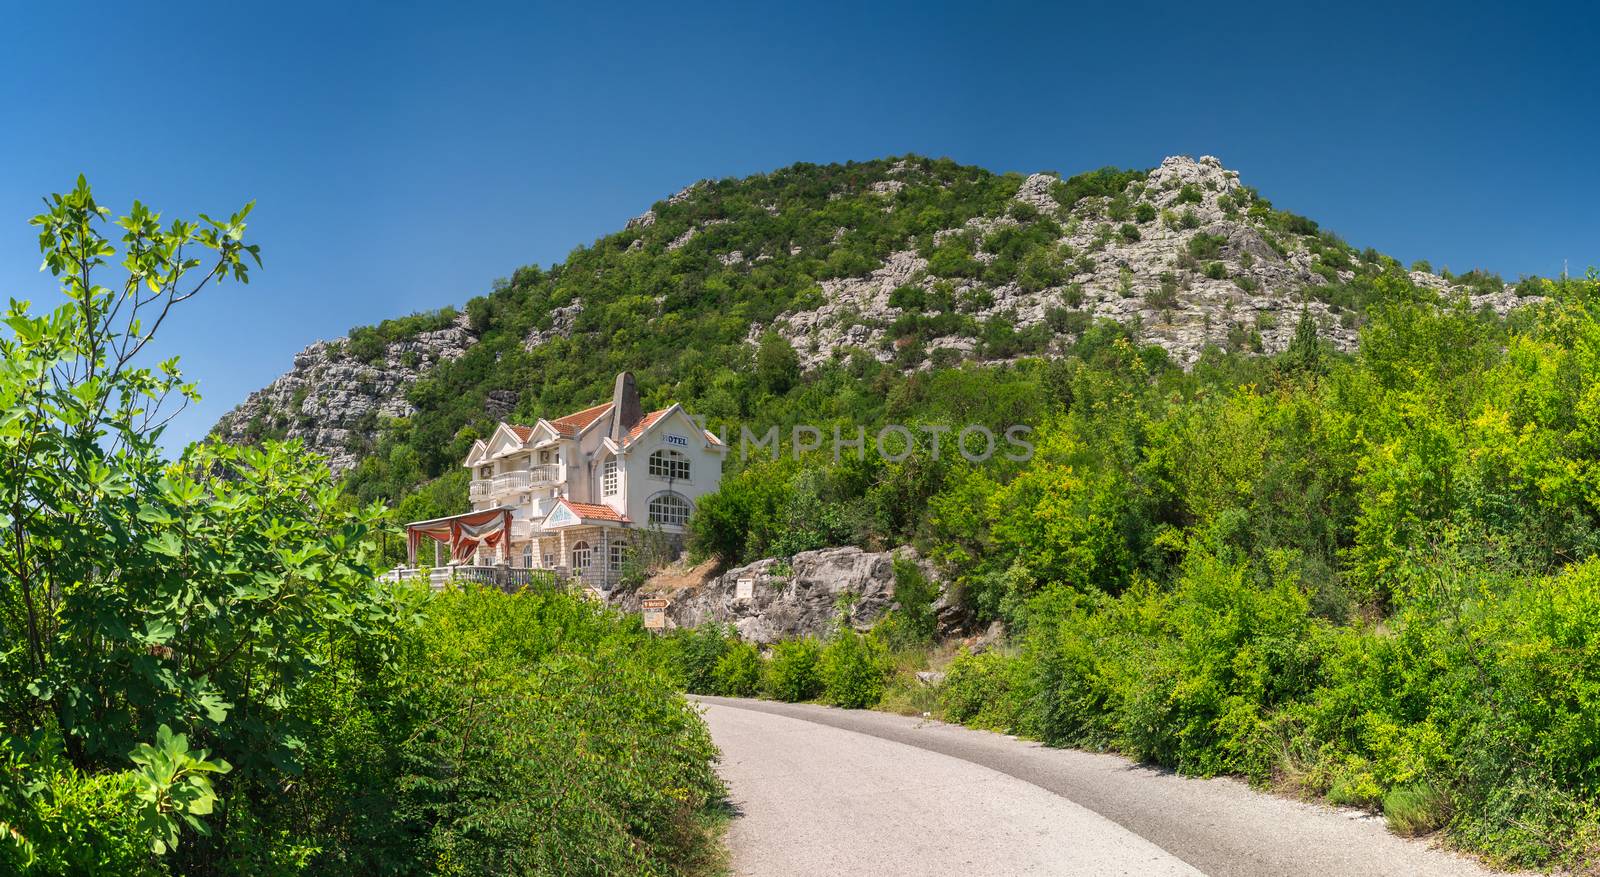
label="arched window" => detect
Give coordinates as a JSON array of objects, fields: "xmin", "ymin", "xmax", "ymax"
[
  {"xmin": 522, "ymin": 542, "xmax": 534, "ymax": 569},
  {"xmin": 648, "ymin": 449, "xmax": 690, "ymax": 481},
  {"xmin": 571, "ymin": 540, "xmax": 592, "ymax": 571},
  {"xmin": 601, "ymin": 456, "xmax": 619, "ymax": 497},
  {"xmin": 648, "ymin": 492, "xmax": 692, "ymax": 527}
]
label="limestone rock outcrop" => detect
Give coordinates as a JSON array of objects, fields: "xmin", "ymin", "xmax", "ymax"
[
  {"xmin": 617, "ymin": 545, "xmax": 966, "ymax": 643},
  {"xmin": 211, "ymin": 314, "xmax": 475, "ymax": 473}
]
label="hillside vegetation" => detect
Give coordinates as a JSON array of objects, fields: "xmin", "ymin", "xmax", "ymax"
[
  {"xmin": 675, "ymin": 272, "xmax": 1600, "ymax": 871},
  {"xmin": 213, "ymin": 154, "xmax": 1532, "ymax": 522},
  {"xmin": 207, "ymin": 153, "xmax": 1596, "ymax": 868}
]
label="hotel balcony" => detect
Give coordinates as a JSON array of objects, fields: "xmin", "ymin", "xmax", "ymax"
[{"xmin": 469, "ymin": 464, "xmax": 560, "ymax": 499}]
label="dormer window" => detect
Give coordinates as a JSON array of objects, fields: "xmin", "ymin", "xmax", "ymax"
[
  {"xmin": 602, "ymin": 457, "xmax": 619, "ymax": 497},
  {"xmin": 648, "ymin": 449, "xmax": 690, "ymax": 482}
]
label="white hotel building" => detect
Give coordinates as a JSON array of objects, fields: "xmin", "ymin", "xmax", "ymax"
[{"xmin": 397, "ymin": 372, "xmax": 726, "ymax": 590}]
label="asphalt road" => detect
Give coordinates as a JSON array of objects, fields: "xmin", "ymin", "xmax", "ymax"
[{"xmin": 696, "ymin": 696, "xmax": 1506, "ymax": 877}]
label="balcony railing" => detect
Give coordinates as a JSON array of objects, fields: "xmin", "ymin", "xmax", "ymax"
[
  {"xmin": 469, "ymin": 464, "xmax": 560, "ymax": 499},
  {"xmin": 380, "ymin": 564, "xmax": 570, "ymax": 594}
]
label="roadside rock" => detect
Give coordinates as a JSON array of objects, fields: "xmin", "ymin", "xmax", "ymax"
[{"xmin": 619, "ymin": 545, "xmax": 966, "ymax": 643}]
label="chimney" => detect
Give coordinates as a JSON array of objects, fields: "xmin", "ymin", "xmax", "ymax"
[{"xmin": 609, "ymin": 371, "xmax": 643, "ymax": 441}]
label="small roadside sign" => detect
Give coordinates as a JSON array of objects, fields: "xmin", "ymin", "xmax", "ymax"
[
  {"xmin": 642, "ymin": 598, "xmax": 669, "ymax": 631},
  {"xmin": 735, "ymin": 577, "xmax": 755, "ymax": 601}
]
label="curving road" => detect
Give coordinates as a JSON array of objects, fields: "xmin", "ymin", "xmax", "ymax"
[{"xmin": 696, "ymin": 696, "xmax": 1507, "ymax": 877}]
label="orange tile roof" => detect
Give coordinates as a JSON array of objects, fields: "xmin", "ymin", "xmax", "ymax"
[
  {"xmin": 624, "ymin": 408, "xmax": 670, "ymax": 444},
  {"xmin": 507, "ymin": 424, "xmax": 535, "ymax": 442},
  {"xmin": 549, "ymin": 401, "xmax": 613, "ymax": 436},
  {"xmin": 559, "ymin": 499, "xmax": 630, "ymax": 523}
]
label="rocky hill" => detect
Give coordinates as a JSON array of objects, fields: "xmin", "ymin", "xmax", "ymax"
[
  {"xmin": 212, "ymin": 153, "xmax": 1538, "ymax": 487},
  {"xmin": 211, "ymin": 313, "xmax": 475, "ymax": 473}
]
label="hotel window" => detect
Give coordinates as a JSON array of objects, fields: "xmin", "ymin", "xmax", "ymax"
[
  {"xmin": 648, "ymin": 492, "xmax": 691, "ymax": 527},
  {"xmin": 602, "ymin": 457, "xmax": 619, "ymax": 497},
  {"xmin": 648, "ymin": 449, "xmax": 690, "ymax": 481},
  {"xmin": 479, "ymin": 465, "xmax": 491, "ymax": 478},
  {"xmin": 571, "ymin": 541, "xmax": 592, "ymax": 571},
  {"xmin": 609, "ymin": 542, "xmax": 629, "ymax": 571}
]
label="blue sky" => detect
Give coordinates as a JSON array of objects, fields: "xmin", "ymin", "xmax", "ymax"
[{"xmin": 2, "ymin": 1, "xmax": 1595, "ymax": 450}]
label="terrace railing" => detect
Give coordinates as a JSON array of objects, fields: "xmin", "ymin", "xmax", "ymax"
[{"xmin": 380, "ymin": 564, "xmax": 571, "ymax": 594}]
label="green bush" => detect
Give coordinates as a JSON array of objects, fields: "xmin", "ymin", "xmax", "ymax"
[
  {"xmin": 1187, "ymin": 232, "xmax": 1226, "ymax": 261},
  {"xmin": 713, "ymin": 640, "xmax": 762, "ymax": 697},
  {"xmin": 663, "ymin": 624, "xmax": 738, "ymax": 694},
  {"xmin": 876, "ymin": 557, "xmax": 940, "ymax": 648},
  {"xmin": 396, "ymin": 585, "xmax": 724, "ymax": 876},
  {"xmin": 763, "ymin": 639, "xmax": 825, "ymax": 702},
  {"xmin": 0, "ymin": 740, "xmax": 165, "ymax": 877},
  {"xmin": 1384, "ymin": 782, "xmax": 1452, "ymax": 836},
  {"xmin": 940, "ymin": 650, "xmax": 1035, "ymax": 734},
  {"xmin": 821, "ymin": 630, "xmax": 891, "ymax": 709}
]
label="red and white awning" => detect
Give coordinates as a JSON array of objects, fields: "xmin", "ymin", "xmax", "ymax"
[{"xmin": 405, "ymin": 507, "xmax": 514, "ymax": 564}]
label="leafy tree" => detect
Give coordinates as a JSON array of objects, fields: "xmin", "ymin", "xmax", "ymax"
[
  {"xmin": 1282, "ymin": 309, "xmax": 1325, "ymax": 376},
  {"xmin": 756, "ymin": 330, "xmax": 801, "ymax": 394}
]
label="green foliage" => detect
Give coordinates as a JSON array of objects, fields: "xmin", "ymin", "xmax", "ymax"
[
  {"xmin": 876, "ymin": 557, "xmax": 939, "ymax": 648},
  {"xmin": 128, "ymin": 726, "xmax": 231, "ymax": 855},
  {"xmin": 940, "ymin": 650, "xmax": 1034, "ymax": 734},
  {"xmin": 916, "ymin": 272, "xmax": 1600, "ymax": 869},
  {"xmin": 713, "ymin": 640, "xmax": 762, "ymax": 697},
  {"xmin": 0, "ymin": 181, "xmax": 726, "ymax": 876},
  {"xmin": 1187, "ymin": 232, "xmax": 1226, "ymax": 261},
  {"xmin": 0, "ymin": 736, "xmax": 165, "ymax": 876},
  {"xmin": 345, "ymin": 308, "xmax": 459, "ymax": 365},
  {"xmin": 820, "ymin": 630, "xmax": 891, "ymax": 709},
  {"xmin": 756, "ymin": 331, "xmax": 800, "ymax": 394},
  {"xmin": 762, "ymin": 638, "xmax": 824, "ymax": 702},
  {"xmin": 1051, "ymin": 167, "xmax": 1149, "ymax": 211},
  {"xmin": 1384, "ymin": 782, "xmax": 1452, "ymax": 836},
  {"xmin": 396, "ymin": 586, "xmax": 723, "ymax": 876},
  {"xmin": 663, "ymin": 624, "xmax": 739, "ymax": 694}
]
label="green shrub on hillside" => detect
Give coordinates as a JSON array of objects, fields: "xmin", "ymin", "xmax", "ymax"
[
  {"xmin": 918, "ymin": 272, "xmax": 1600, "ymax": 869},
  {"xmin": 663, "ymin": 624, "xmax": 739, "ymax": 694},
  {"xmin": 398, "ymin": 586, "xmax": 723, "ymax": 876},
  {"xmin": 713, "ymin": 640, "xmax": 763, "ymax": 697},
  {"xmin": 821, "ymin": 630, "xmax": 891, "ymax": 709},
  {"xmin": 763, "ymin": 638, "xmax": 825, "ymax": 702}
]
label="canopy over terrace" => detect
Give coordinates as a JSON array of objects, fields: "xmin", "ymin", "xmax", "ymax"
[{"xmin": 405, "ymin": 507, "xmax": 514, "ymax": 566}]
